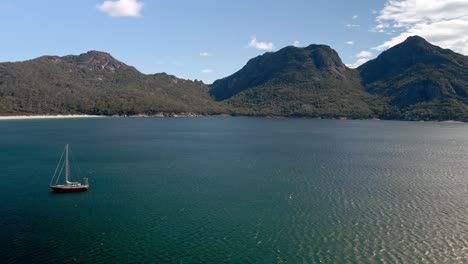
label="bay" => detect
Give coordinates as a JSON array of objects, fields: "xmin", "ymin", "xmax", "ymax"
[{"xmin": 1, "ymin": 117, "xmax": 468, "ymax": 263}]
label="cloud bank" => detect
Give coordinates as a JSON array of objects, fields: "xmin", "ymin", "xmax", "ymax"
[
  {"xmin": 97, "ymin": 0, "xmax": 143, "ymax": 17},
  {"xmin": 349, "ymin": 0, "xmax": 468, "ymax": 68},
  {"xmin": 373, "ymin": 0, "xmax": 468, "ymax": 55},
  {"xmin": 346, "ymin": 59, "xmax": 370, "ymax": 69},
  {"xmin": 356, "ymin": 51, "xmax": 373, "ymax": 58}
]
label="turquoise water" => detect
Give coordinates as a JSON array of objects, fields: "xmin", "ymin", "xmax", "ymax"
[{"xmin": 1, "ymin": 117, "xmax": 468, "ymax": 263}]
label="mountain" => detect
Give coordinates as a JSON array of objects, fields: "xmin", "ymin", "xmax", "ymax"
[
  {"xmin": 1, "ymin": 36, "xmax": 467, "ymax": 121},
  {"xmin": 0, "ymin": 51, "xmax": 224, "ymax": 115},
  {"xmin": 358, "ymin": 36, "xmax": 468, "ymax": 120},
  {"xmin": 210, "ymin": 45, "xmax": 383, "ymax": 118}
]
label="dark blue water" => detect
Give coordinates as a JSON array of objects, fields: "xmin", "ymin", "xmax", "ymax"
[{"xmin": 1, "ymin": 117, "xmax": 468, "ymax": 263}]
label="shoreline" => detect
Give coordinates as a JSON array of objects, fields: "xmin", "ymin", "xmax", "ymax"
[
  {"xmin": 0, "ymin": 114, "xmax": 465, "ymax": 123},
  {"xmin": 0, "ymin": 115, "xmax": 104, "ymax": 120}
]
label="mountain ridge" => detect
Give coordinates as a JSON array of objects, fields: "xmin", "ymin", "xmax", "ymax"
[
  {"xmin": 0, "ymin": 51, "xmax": 224, "ymax": 115},
  {"xmin": 0, "ymin": 36, "xmax": 467, "ymax": 121},
  {"xmin": 210, "ymin": 42, "xmax": 384, "ymax": 118},
  {"xmin": 358, "ymin": 35, "xmax": 468, "ymax": 120}
]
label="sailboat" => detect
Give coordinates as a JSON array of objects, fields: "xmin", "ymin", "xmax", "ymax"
[{"xmin": 49, "ymin": 144, "xmax": 89, "ymax": 192}]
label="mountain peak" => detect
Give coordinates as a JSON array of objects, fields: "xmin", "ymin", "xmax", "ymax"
[
  {"xmin": 396, "ymin": 35, "xmax": 438, "ymax": 51},
  {"xmin": 80, "ymin": 50, "xmax": 114, "ymax": 59},
  {"xmin": 75, "ymin": 50, "xmax": 122, "ymax": 65},
  {"xmin": 358, "ymin": 35, "xmax": 468, "ymax": 111},
  {"xmin": 357, "ymin": 35, "xmax": 465, "ymax": 83},
  {"xmin": 404, "ymin": 35, "xmax": 429, "ymax": 44},
  {"xmin": 58, "ymin": 50, "xmax": 131, "ymax": 74},
  {"xmin": 304, "ymin": 44, "xmax": 345, "ymax": 72},
  {"xmin": 210, "ymin": 43, "xmax": 354, "ymax": 101},
  {"xmin": 304, "ymin": 44, "xmax": 332, "ymax": 50}
]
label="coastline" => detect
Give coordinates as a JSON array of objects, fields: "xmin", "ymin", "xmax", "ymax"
[
  {"xmin": 0, "ymin": 114, "xmax": 465, "ymax": 123},
  {"xmin": 127, "ymin": 112, "xmax": 231, "ymax": 118},
  {"xmin": 0, "ymin": 115, "xmax": 104, "ymax": 120}
]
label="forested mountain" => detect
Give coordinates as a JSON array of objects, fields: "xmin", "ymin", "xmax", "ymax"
[
  {"xmin": 1, "ymin": 36, "xmax": 467, "ymax": 121},
  {"xmin": 0, "ymin": 51, "xmax": 224, "ymax": 115},
  {"xmin": 210, "ymin": 36, "xmax": 467, "ymax": 120},
  {"xmin": 210, "ymin": 44, "xmax": 383, "ymax": 118},
  {"xmin": 358, "ymin": 36, "xmax": 468, "ymax": 120}
]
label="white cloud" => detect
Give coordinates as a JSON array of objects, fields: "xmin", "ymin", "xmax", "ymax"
[
  {"xmin": 352, "ymin": 15, "xmax": 359, "ymax": 19},
  {"xmin": 201, "ymin": 69, "xmax": 214, "ymax": 74},
  {"xmin": 346, "ymin": 58, "xmax": 370, "ymax": 68},
  {"xmin": 200, "ymin": 52, "xmax": 211, "ymax": 57},
  {"xmin": 345, "ymin": 23, "xmax": 360, "ymax": 28},
  {"xmin": 372, "ymin": 0, "xmax": 468, "ymax": 55},
  {"xmin": 346, "ymin": 50, "xmax": 374, "ymax": 68},
  {"xmin": 97, "ymin": 0, "xmax": 143, "ymax": 17},
  {"xmin": 346, "ymin": 41, "xmax": 355, "ymax": 45},
  {"xmin": 293, "ymin": 40, "xmax": 300, "ymax": 47},
  {"xmin": 248, "ymin": 36, "xmax": 275, "ymax": 50},
  {"xmin": 356, "ymin": 50, "xmax": 373, "ymax": 58}
]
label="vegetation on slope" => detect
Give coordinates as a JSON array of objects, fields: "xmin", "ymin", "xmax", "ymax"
[
  {"xmin": 358, "ymin": 36, "xmax": 468, "ymax": 121},
  {"xmin": 0, "ymin": 51, "xmax": 225, "ymax": 115},
  {"xmin": 1, "ymin": 36, "xmax": 467, "ymax": 121},
  {"xmin": 211, "ymin": 45, "xmax": 383, "ymax": 118}
]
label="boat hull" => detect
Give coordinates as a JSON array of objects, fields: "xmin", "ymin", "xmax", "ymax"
[{"xmin": 50, "ymin": 185, "xmax": 89, "ymax": 193}]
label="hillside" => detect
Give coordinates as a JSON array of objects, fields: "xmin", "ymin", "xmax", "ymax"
[
  {"xmin": 358, "ymin": 36, "xmax": 468, "ymax": 120},
  {"xmin": 1, "ymin": 36, "xmax": 467, "ymax": 121},
  {"xmin": 0, "ymin": 51, "xmax": 224, "ymax": 115},
  {"xmin": 210, "ymin": 45, "xmax": 383, "ymax": 118}
]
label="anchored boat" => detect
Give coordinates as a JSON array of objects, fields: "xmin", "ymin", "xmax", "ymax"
[{"xmin": 50, "ymin": 144, "xmax": 89, "ymax": 192}]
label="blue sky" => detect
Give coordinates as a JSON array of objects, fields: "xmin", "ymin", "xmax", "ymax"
[{"xmin": 1, "ymin": 0, "xmax": 467, "ymax": 83}]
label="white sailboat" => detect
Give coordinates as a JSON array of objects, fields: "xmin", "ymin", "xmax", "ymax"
[{"xmin": 49, "ymin": 144, "xmax": 89, "ymax": 192}]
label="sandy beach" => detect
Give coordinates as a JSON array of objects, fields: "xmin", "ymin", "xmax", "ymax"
[{"xmin": 0, "ymin": 115, "xmax": 104, "ymax": 120}]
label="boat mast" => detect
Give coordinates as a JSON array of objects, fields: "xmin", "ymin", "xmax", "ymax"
[{"xmin": 65, "ymin": 144, "xmax": 70, "ymax": 184}]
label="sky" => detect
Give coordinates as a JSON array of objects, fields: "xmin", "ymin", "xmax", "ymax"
[{"xmin": 0, "ymin": 0, "xmax": 467, "ymax": 83}]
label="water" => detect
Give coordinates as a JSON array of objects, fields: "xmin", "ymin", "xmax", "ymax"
[{"xmin": 1, "ymin": 117, "xmax": 468, "ymax": 263}]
